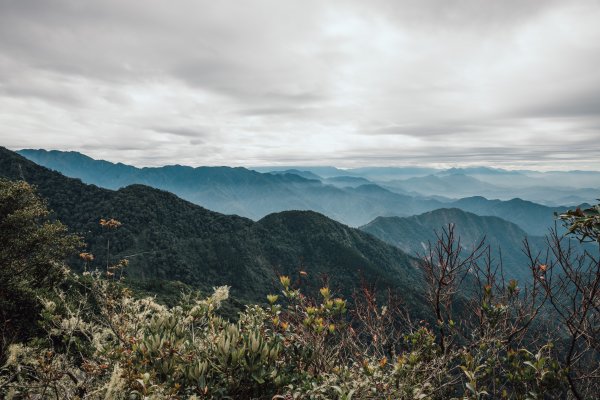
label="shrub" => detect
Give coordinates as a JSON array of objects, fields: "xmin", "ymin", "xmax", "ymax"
[{"xmin": 0, "ymin": 179, "xmax": 80, "ymax": 359}]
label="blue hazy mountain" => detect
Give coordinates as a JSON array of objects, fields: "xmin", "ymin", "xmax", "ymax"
[
  {"xmin": 267, "ymin": 169, "xmax": 323, "ymax": 181},
  {"xmin": 251, "ymin": 165, "xmax": 347, "ymax": 178},
  {"xmin": 324, "ymin": 176, "xmax": 374, "ymax": 188},
  {"xmin": 384, "ymin": 172, "xmax": 599, "ymax": 207},
  {"xmin": 17, "ymin": 149, "xmax": 444, "ymax": 226},
  {"xmin": 384, "ymin": 173, "xmax": 500, "ymax": 198},
  {"xmin": 450, "ymin": 196, "xmax": 575, "ymax": 236},
  {"xmin": 17, "ymin": 149, "xmax": 581, "ymax": 235},
  {"xmin": 361, "ymin": 208, "xmax": 546, "ymax": 282},
  {"xmin": 266, "ymin": 165, "xmax": 599, "ymax": 206}
]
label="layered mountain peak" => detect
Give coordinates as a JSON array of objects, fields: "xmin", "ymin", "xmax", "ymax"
[
  {"xmin": 15, "ymin": 148, "xmax": 586, "ymax": 235},
  {"xmin": 1, "ymin": 147, "xmax": 423, "ymax": 309}
]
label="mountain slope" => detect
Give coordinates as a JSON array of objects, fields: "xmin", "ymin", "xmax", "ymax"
[
  {"xmin": 448, "ymin": 197, "xmax": 572, "ymax": 236},
  {"xmin": 17, "ymin": 149, "xmax": 580, "ymax": 235},
  {"xmin": 268, "ymin": 169, "xmax": 322, "ymax": 181},
  {"xmin": 386, "ymin": 173, "xmax": 501, "ymax": 198},
  {"xmin": 18, "ymin": 149, "xmax": 445, "ymax": 226},
  {"xmin": 1, "ymin": 147, "xmax": 423, "ymax": 308},
  {"xmin": 361, "ymin": 208, "xmax": 545, "ymax": 282}
]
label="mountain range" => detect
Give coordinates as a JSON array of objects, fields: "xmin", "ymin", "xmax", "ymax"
[
  {"xmin": 384, "ymin": 173, "xmax": 599, "ymax": 207},
  {"xmin": 17, "ymin": 149, "xmax": 441, "ymax": 227},
  {"xmin": 254, "ymin": 165, "xmax": 600, "ymax": 207},
  {"xmin": 1, "ymin": 147, "xmax": 424, "ymax": 312},
  {"xmin": 17, "ymin": 149, "xmax": 586, "ymax": 236}
]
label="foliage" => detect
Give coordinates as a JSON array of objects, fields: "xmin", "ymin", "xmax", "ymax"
[
  {"xmin": 0, "ymin": 183, "xmax": 570, "ymax": 397},
  {"xmin": 558, "ymin": 203, "xmax": 600, "ymax": 242},
  {"xmin": 0, "ymin": 178, "xmax": 80, "ymax": 359},
  {"xmin": 1, "ymin": 150, "xmax": 598, "ymax": 398},
  {"xmin": 540, "ymin": 204, "xmax": 600, "ymax": 399},
  {"xmin": 0, "ymin": 147, "xmax": 422, "ymax": 312},
  {"xmin": 0, "ymin": 269, "xmax": 567, "ymax": 399}
]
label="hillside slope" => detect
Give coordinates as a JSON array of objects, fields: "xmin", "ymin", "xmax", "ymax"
[
  {"xmin": 361, "ymin": 208, "xmax": 546, "ymax": 282},
  {"xmin": 16, "ymin": 149, "xmax": 442, "ymax": 225},
  {"xmin": 449, "ymin": 196, "xmax": 570, "ymax": 236},
  {"xmin": 18, "ymin": 149, "xmax": 577, "ymax": 235},
  {"xmin": 1, "ymin": 147, "xmax": 422, "ymax": 308}
]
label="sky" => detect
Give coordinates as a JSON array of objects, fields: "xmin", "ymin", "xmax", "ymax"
[{"xmin": 1, "ymin": 0, "xmax": 600, "ymax": 170}]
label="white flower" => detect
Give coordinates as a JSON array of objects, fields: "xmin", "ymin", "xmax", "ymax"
[
  {"xmin": 5, "ymin": 344, "xmax": 25, "ymax": 367},
  {"xmin": 41, "ymin": 299, "xmax": 56, "ymax": 313},
  {"xmin": 60, "ymin": 316, "xmax": 83, "ymax": 331},
  {"xmin": 210, "ymin": 286, "xmax": 230, "ymax": 305},
  {"xmin": 103, "ymin": 363, "xmax": 125, "ymax": 399}
]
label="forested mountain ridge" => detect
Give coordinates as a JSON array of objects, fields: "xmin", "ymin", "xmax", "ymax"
[
  {"xmin": 16, "ymin": 148, "xmax": 444, "ymax": 226},
  {"xmin": 360, "ymin": 208, "xmax": 546, "ymax": 282},
  {"xmin": 1, "ymin": 147, "xmax": 422, "ymax": 308},
  {"xmin": 450, "ymin": 196, "xmax": 572, "ymax": 236},
  {"xmin": 17, "ymin": 149, "xmax": 581, "ymax": 235}
]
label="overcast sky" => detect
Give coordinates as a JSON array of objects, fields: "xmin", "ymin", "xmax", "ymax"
[{"xmin": 1, "ymin": 0, "xmax": 600, "ymax": 170}]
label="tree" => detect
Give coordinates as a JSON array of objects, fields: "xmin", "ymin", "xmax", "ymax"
[
  {"xmin": 558, "ymin": 203, "xmax": 600, "ymax": 243},
  {"xmin": 0, "ymin": 178, "xmax": 80, "ymax": 358},
  {"xmin": 533, "ymin": 203, "xmax": 600, "ymax": 399}
]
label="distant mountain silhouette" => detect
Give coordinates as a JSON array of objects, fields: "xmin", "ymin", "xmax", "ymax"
[
  {"xmin": 385, "ymin": 173, "xmax": 500, "ymax": 198},
  {"xmin": 18, "ymin": 149, "xmax": 444, "ymax": 226},
  {"xmin": 18, "ymin": 149, "xmax": 582, "ymax": 235},
  {"xmin": 267, "ymin": 169, "xmax": 322, "ymax": 181},
  {"xmin": 324, "ymin": 175, "xmax": 374, "ymax": 188}
]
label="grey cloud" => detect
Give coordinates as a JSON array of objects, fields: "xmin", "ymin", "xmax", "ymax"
[
  {"xmin": 521, "ymin": 90, "xmax": 600, "ymax": 118},
  {"xmin": 236, "ymin": 107, "xmax": 308, "ymax": 117},
  {"xmin": 0, "ymin": 0, "xmax": 333, "ymax": 106},
  {"xmin": 79, "ymin": 143, "xmax": 155, "ymax": 152},
  {"xmin": 170, "ymin": 58, "xmax": 329, "ymax": 108},
  {"xmin": 0, "ymin": 0, "xmax": 599, "ymax": 170},
  {"xmin": 0, "ymin": 80, "xmax": 84, "ymax": 106},
  {"xmin": 152, "ymin": 127, "xmax": 209, "ymax": 138},
  {"xmin": 369, "ymin": 123, "xmax": 479, "ymax": 137},
  {"xmin": 319, "ymin": 146, "xmax": 600, "ymax": 166},
  {"xmin": 352, "ymin": 0, "xmax": 565, "ymax": 32}
]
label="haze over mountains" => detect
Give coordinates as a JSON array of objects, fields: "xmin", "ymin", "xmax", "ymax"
[
  {"xmin": 361, "ymin": 208, "xmax": 545, "ymax": 283},
  {"xmin": 9, "ymin": 144, "xmax": 588, "ymax": 310},
  {"xmin": 3, "ymin": 145, "xmax": 598, "ymax": 313},
  {"xmin": 1, "ymin": 147, "xmax": 425, "ymax": 310},
  {"xmin": 255, "ymin": 165, "xmax": 600, "ymax": 207},
  {"xmin": 18, "ymin": 149, "xmax": 595, "ymax": 236}
]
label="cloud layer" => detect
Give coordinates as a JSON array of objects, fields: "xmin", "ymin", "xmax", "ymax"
[{"xmin": 1, "ymin": 0, "xmax": 599, "ymax": 169}]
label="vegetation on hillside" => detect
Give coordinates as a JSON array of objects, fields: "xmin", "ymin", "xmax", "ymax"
[
  {"xmin": 1, "ymin": 179, "xmax": 599, "ymax": 398},
  {"xmin": 0, "ymin": 178, "xmax": 80, "ymax": 356},
  {"xmin": 0, "ymin": 147, "xmax": 425, "ymax": 310},
  {"xmin": 360, "ymin": 208, "xmax": 547, "ymax": 282}
]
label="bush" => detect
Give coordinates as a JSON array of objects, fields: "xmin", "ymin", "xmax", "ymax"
[
  {"xmin": 0, "ymin": 179, "xmax": 80, "ymax": 359},
  {"xmin": 0, "ymin": 268, "xmax": 568, "ymax": 399}
]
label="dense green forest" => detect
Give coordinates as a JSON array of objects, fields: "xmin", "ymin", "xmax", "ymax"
[
  {"xmin": 360, "ymin": 208, "xmax": 547, "ymax": 283},
  {"xmin": 0, "ymin": 147, "xmax": 422, "ymax": 309},
  {"xmin": 1, "ymin": 146, "xmax": 599, "ymax": 398}
]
